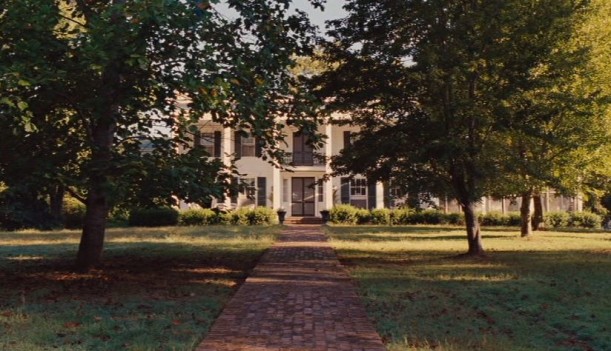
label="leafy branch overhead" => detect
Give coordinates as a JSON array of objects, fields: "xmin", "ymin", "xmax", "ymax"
[{"xmin": 0, "ymin": 0, "xmax": 324, "ymax": 270}]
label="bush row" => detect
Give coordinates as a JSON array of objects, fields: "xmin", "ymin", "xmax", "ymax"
[
  {"xmin": 328, "ymin": 205, "xmax": 603, "ymax": 228},
  {"xmin": 129, "ymin": 207, "xmax": 278, "ymax": 227}
]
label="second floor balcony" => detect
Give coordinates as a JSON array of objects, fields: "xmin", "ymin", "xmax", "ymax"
[{"xmin": 283, "ymin": 152, "xmax": 326, "ymax": 167}]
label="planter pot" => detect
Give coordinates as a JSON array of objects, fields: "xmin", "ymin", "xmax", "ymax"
[
  {"xmin": 320, "ymin": 210, "xmax": 330, "ymax": 224},
  {"xmin": 277, "ymin": 210, "xmax": 286, "ymax": 225}
]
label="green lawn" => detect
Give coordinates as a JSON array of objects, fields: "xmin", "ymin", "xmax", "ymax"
[
  {"xmin": 0, "ymin": 226, "xmax": 280, "ymax": 351},
  {"xmin": 325, "ymin": 225, "xmax": 611, "ymax": 351}
]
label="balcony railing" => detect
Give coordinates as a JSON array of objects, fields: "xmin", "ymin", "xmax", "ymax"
[{"xmin": 283, "ymin": 152, "xmax": 326, "ymax": 166}]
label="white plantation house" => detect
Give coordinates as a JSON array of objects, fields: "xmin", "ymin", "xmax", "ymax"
[
  {"xmin": 180, "ymin": 113, "xmax": 582, "ymax": 219},
  {"xmin": 184, "ymin": 117, "xmax": 381, "ymax": 217}
]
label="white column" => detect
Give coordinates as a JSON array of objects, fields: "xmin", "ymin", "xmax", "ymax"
[
  {"xmin": 223, "ymin": 127, "xmax": 233, "ymax": 207},
  {"xmin": 272, "ymin": 167, "xmax": 282, "ymax": 210},
  {"xmin": 324, "ymin": 123, "xmax": 334, "ymax": 210},
  {"xmin": 376, "ymin": 182, "xmax": 384, "ymax": 209}
]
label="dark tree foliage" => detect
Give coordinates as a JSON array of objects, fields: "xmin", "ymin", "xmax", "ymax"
[
  {"xmin": 314, "ymin": 0, "xmax": 598, "ymax": 254},
  {"xmin": 1, "ymin": 0, "xmax": 323, "ymax": 270}
]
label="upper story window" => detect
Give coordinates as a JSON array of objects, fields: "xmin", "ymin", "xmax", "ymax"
[
  {"xmin": 200, "ymin": 133, "xmax": 215, "ymax": 156},
  {"xmin": 241, "ymin": 136, "xmax": 256, "ymax": 157},
  {"xmin": 235, "ymin": 132, "xmax": 261, "ymax": 158}
]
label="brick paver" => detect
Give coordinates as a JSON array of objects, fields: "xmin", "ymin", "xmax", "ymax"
[{"xmin": 196, "ymin": 225, "xmax": 386, "ymax": 351}]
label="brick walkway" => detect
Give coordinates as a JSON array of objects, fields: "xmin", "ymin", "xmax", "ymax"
[{"xmin": 196, "ymin": 225, "xmax": 386, "ymax": 351}]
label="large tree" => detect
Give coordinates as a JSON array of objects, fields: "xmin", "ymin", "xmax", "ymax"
[
  {"xmin": 1, "ymin": 0, "xmax": 323, "ymax": 271},
  {"xmin": 314, "ymin": 0, "xmax": 601, "ymax": 254}
]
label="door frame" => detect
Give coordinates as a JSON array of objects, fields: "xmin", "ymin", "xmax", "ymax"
[{"xmin": 291, "ymin": 177, "xmax": 316, "ymax": 216}]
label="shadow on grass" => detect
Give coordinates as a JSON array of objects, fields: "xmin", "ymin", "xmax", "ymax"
[{"xmin": 337, "ymin": 245, "xmax": 611, "ymax": 351}]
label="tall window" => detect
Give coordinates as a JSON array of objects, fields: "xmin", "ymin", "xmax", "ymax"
[
  {"xmin": 200, "ymin": 133, "xmax": 215, "ymax": 156},
  {"xmin": 241, "ymin": 136, "xmax": 256, "ymax": 157}
]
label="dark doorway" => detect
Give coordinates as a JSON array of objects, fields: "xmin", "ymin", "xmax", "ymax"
[{"xmin": 291, "ymin": 177, "xmax": 316, "ymax": 216}]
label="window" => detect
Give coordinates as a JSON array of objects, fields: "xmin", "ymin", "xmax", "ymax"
[
  {"xmin": 350, "ymin": 179, "xmax": 367, "ymax": 196},
  {"xmin": 243, "ymin": 178, "xmax": 256, "ymax": 198},
  {"xmin": 200, "ymin": 133, "xmax": 215, "ymax": 156},
  {"xmin": 241, "ymin": 136, "xmax": 256, "ymax": 157}
]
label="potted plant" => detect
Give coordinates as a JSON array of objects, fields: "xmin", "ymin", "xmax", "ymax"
[
  {"xmin": 320, "ymin": 209, "xmax": 330, "ymax": 224},
  {"xmin": 276, "ymin": 208, "xmax": 287, "ymax": 225}
]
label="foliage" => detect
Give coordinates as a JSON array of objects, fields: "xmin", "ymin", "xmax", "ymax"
[
  {"xmin": 227, "ymin": 207, "xmax": 277, "ymax": 226},
  {"xmin": 568, "ymin": 211, "xmax": 603, "ymax": 229},
  {"xmin": 128, "ymin": 208, "xmax": 179, "ymax": 227},
  {"xmin": 545, "ymin": 212, "xmax": 571, "ymax": 228},
  {"xmin": 479, "ymin": 212, "xmax": 521, "ymax": 227},
  {"xmin": 314, "ymin": 0, "xmax": 605, "ymax": 253},
  {"xmin": 0, "ymin": 0, "xmax": 323, "ymax": 269},
  {"xmin": 329, "ymin": 204, "xmax": 360, "ymax": 225},
  {"xmin": 178, "ymin": 208, "xmax": 220, "ymax": 226},
  {"xmin": 370, "ymin": 208, "xmax": 392, "ymax": 225},
  {"xmin": 63, "ymin": 196, "xmax": 86, "ymax": 229}
]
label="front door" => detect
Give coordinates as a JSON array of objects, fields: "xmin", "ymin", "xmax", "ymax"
[{"xmin": 291, "ymin": 177, "xmax": 316, "ymax": 216}]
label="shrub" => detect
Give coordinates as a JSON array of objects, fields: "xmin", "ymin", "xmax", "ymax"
[
  {"xmin": 445, "ymin": 212, "xmax": 465, "ymax": 225},
  {"xmin": 390, "ymin": 208, "xmax": 412, "ymax": 225},
  {"xmin": 421, "ymin": 210, "xmax": 444, "ymax": 224},
  {"xmin": 228, "ymin": 207, "xmax": 277, "ymax": 225},
  {"xmin": 569, "ymin": 211, "xmax": 602, "ymax": 229},
  {"xmin": 247, "ymin": 207, "xmax": 277, "ymax": 225},
  {"xmin": 506, "ymin": 212, "xmax": 522, "ymax": 227},
  {"xmin": 329, "ymin": 204, "xmax": 359, "ymax": 224},
  {"xmin": 480, "ymin": 212, "xmax": 508, "ymax": 226},
  {"xmin": 370, "ymin": 208, "xmax": 392, "ymax": 225},
  {"xmin": 63, "ymin": 197, "xmax": 86, "ymax": 229},
  {"xmin": 128, "ymin": 207, "xmax": 179, "ymax": 227},
  {"xmin": 355, "ymin": 208, "xmax": 371, "ymax": 224},
  {"xmin": 545, "ymin": 212, "xmax": 570, "ymax": 228},
  {"xmin": 179, "ymin": 209, "xmax": 219, "ymax": 226}
]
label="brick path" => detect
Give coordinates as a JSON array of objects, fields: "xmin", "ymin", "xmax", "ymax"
[{"xmin": 196, "ymin": 225, "xmax": 386, "ymax": 351}]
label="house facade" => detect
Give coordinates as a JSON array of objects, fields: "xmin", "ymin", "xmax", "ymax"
[
  {"xmin": 185, "ymin": 117, "xmax": 582, "ymax": 218},
  {"xmin": 185, "ymin": 118, "xmax": 385, "ymax": 217}
]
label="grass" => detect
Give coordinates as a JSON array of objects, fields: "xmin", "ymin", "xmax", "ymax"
[
  {"xmin": 0, "ymin": 226, "xmax": 280, "ymax": 351},
  {"xmin": 325, "ymin": 225, "xmax": 611, "ymax": 351}
]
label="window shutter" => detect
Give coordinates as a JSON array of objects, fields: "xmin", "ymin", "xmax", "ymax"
[
  {"xmin": 255, "ymin": 137, "xmax": 263, "ymax": 157},
  {"xmin": 340, "ymin": 177, "xmax": 350, "ymax": 204},
  {"xmin": 343, "ymin": 131, "xmax": 351, "ymax": 150},
  {"xmin": 257, "ymin": 177, "xmax": 267, "ymax": 207},
  {"xmin": 383, "ymin": 182, "xmax": 391, "ymax": 208},
  {"xmin": 368, "ymin": 181, "xmax": 377, "ymax": 210},
  {"xmin": 194, "ymin": 130, "xmax": 201, "ymax": 148},
  {"xmin": 214, "ymin": 131, "xmax": 221, "ymax": 158},
  {"xmin": 234, "ymin": 131, "xmax": 242, "ymax": 158}
]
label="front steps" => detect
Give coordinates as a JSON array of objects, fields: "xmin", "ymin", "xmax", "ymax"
[{"xmin": 283, "ymin": 217, "xmax": 323, "ymax": 225}]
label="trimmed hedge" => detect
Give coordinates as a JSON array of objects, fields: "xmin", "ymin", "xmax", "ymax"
[
  {"xmin": 327, "ymin": 205, "xmax": 601, "ymax": 229},
  {"xmin": 227, "ymin": 207, "xmax": 277, "ymax": 225},
  {"xmin": 129, "ymin": 208, "xmax": 180, "ymax": 227},
  {"xmin": 178, "ymin": 209, "xmax": 221, "ymax": 226},
  {"xmin": 545, "ymin": 211, "xmax": 602, "ymax": 229}
]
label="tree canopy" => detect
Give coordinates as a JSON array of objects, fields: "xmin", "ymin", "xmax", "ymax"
[
  {"xmin": 0, "ymin": 0, "xmax": 323, "ymax": 270},
  {"xmin": 313, "ymin": 0, "xmax": 610, "ymax": 253}
]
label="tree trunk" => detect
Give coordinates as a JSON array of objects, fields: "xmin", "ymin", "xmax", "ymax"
[
  {"xmin": 462, "ymin": 202, "xmax": 485, "ymax": 255},
  {"xmin": 75, "ymin": 118, "xmax": 116, "ymax": 272},
  {"xmin": 520, "ymin": 189, "xmax": 533, "ymax": 237},
  {"xmin": 532, "ymin": 192, "xmax": 544, "ymax": 231}
]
